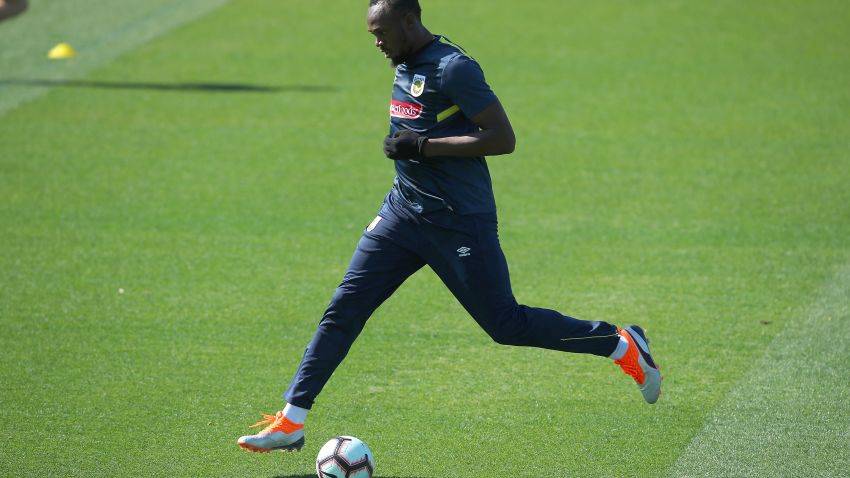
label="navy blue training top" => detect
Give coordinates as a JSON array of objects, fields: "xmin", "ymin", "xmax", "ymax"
[{"xmin": 388, "ymin": 35, "xmax": 499, "ymax": 215}]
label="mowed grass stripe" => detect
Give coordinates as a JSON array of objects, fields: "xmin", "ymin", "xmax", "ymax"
[
  {"xmin": 668, "ymin": 260, "xmax": 850, "ymax": 477},
  {"xmin": 0, "ymin": 0, "xmax": 230, "ymax": 115}
]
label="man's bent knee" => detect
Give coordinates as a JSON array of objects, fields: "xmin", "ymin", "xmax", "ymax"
[{"xmin": 479, "ymin": 305, "xmax": 532, "ymax": 346}]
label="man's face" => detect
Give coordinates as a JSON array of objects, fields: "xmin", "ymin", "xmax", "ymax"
[{"xmin": 367, "ymin": 5, "xmax": 413, "ymax": 66}]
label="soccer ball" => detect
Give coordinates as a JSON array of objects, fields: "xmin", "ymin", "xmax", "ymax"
[{"xmin": 315, "ymin": 436, "xmax": 375, "ymax": 478}]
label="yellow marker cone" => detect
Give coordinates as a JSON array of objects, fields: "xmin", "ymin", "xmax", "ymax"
[{"xmin": 48, "ymin": 43, "xmax": 77, "ymax": 59}]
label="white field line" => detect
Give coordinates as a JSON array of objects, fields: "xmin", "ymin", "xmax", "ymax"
[{"xmin": 667, "ymin": 260, "xmax": 850, "ymax": 477}]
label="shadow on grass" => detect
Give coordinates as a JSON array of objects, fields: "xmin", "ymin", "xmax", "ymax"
[{"xmin": 0, "ymin": 78, "xmax": 336, "ymax": 93}]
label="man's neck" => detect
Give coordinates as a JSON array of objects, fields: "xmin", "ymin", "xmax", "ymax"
[
  {"xmin": 411, "ymin": 27, "xmax": 434, "ymax": 54},
  {"xmin": 407, "ymin": 29, "xmax": 435, "ymax": 59}
]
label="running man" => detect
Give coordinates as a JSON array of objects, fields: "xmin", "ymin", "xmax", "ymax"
[
  {"xmin": 0, "ymin": 0, "xmax": 27, "ymax": 22},
  {"xmin": 238, "ymin": 0, "xmax": 661, "ymax": 453}
]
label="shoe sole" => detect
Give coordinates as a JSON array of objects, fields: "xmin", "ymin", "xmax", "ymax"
[
  {"xmin": 639, "ymin": 364, "xmax": 662, "ymax": 404},
  {"xmin": 238, "ymin": 437, "xmax": 305, "ymax": 453}
]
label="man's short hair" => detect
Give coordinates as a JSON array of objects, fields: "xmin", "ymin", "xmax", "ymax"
[{"xmin": 368, "ymin": 0, "xmax": 422, "ymax": 19}]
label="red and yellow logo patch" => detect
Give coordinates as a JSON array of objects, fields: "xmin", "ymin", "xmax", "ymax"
[{"xmin": 390, "ymin": 100, "xmax": 422, "ymax": 119}]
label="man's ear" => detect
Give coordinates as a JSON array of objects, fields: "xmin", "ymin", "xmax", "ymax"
[{"xmin": 403, "ymin": 12, "xmax": 417, "ymax": 28}]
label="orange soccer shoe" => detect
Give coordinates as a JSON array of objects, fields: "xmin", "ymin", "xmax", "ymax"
[
  {"xmin": 615, "ymin": 325, "xmax": 662, "ymax": 404},
  {"xmin": 237, "ymin": 411, "xmax": 305, "ymax": 452}
]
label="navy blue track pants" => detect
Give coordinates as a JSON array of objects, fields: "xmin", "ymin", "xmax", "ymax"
[{"xmin": 284, "ymin": 189, "xmax": 619, "ymax": 409}]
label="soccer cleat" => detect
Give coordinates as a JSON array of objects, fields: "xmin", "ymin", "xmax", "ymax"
[
  {"xmin": 615, "ymin": 325, "xmax": 662, "ymax": 404},
  {"xmin": 237, "ymin": 411, "xmax": 305, "ymax": 452}
]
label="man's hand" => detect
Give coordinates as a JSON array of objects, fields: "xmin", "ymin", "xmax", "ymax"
[{"xmin": 383, "ymin": 130, "xmax": 428, "ymax": 160}]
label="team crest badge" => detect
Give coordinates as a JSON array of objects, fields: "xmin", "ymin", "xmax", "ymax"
[{"xmin": 410, "ymin": 74, "xmax": 426, "ymax": 97}]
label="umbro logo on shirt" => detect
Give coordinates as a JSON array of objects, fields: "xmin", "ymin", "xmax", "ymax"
[
  {"xmin": 457, "ymin": 246, "xmax": 471, "ymax": 257},
  {"xmin": 390, "ymin": 100, "xmax": 422, "ymax": 119}
]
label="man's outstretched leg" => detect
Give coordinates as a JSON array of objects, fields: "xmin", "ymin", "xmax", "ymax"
[
  {"xmin": 420, "ymin": 211, "xmax": 661, "ymax": 403},
  {"xmin": 238, "ymin": 212, "xmax": 425, "ymax": 451}
]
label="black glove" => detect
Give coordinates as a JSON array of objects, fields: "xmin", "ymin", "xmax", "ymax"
[{"xmin": 383, "ymin": 130, "xmax": 428, "ymax": 160}]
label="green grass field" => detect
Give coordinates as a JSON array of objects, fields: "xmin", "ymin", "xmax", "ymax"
[{"xmin": 2, "ymin": 1, "xmax": 848, "ymax": 476}]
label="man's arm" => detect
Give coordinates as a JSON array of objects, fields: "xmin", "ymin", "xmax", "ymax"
[
  {"xmin": 422, "ymin": 100, "xmax": 515, "ymax": 158},
  {"xmin": 383, "ymin": 100, "xmax": 516, "ymax": 161}
]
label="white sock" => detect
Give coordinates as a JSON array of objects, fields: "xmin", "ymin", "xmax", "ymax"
[
  {"xmin": 608, "ymin": 335, "xmax": 629, "ymax": 360},
  {"xmin": 282, "ymin": 403, "xmax": 309, "ymax": 424}
]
